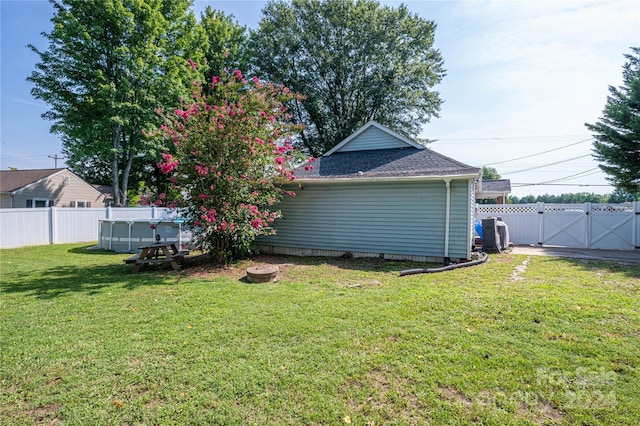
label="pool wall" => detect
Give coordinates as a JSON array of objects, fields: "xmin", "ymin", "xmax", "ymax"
[{"xmin": 98, "ymin": 219, "xmax": 192, "ymax": 253}]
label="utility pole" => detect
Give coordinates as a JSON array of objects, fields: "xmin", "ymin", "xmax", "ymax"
[{"xmin": 48, "ymin": 154, "xmax": 64, "ymax": 168}]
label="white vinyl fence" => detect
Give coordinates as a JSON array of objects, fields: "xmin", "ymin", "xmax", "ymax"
[
  {"xmin": 0, "ymin": 207, "xmax": 174, "ymax": 249},
  {"xmin": 3, "ymin": 203, "xmax": 640, "ymax": 252},
  {"xmin": 476, "ymin": 202, "xmax": 640, "ymax": 251}
]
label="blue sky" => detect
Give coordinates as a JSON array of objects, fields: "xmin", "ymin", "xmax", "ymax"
[{"xmin": 1, "ymin": 0, "xmax": 638, "ymax": 197}]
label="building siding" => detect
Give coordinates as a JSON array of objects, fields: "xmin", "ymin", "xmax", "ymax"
[
  {"xmin": 10, "ymin": 170, "xmax": 107, "ymax": 208},
  {"xmin": 448, "ymin": 179, "xmax": 473, "ymax": 259},
  {"xmin": 0, "ymin": 194, "xmax": 11, "ymax": 208},
  {"xmin": 256, "ymin": 178, "xmax": 472, "ymax": 261},
  {"xmin": 335, "ymin": 125, "xmax": 412, "ymax": 153}
]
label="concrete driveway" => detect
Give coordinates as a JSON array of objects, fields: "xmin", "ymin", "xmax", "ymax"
[{"xmin": 510, "ymin": 245, "xmax": 640, "ymax": 264}]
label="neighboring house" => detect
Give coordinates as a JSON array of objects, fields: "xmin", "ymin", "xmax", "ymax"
[
  {"xmin": 0, "ymin": 168, "xmax": 108, "ymax": 208},
  {"xmin": 256, "ymin": 121, "xmax": 481, "ymax": 262},
  {"xmin": 476, "ymin": 179, "xmax": 511, "ymax": 204},
  {"xmin": 92, "ymin": 184, "xmax": 115, "ymax": 206}
]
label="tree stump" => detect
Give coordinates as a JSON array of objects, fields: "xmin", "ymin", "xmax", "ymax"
[{"xmin": 246, "ymin": 265, "xmax": 279, "ymax": 283}]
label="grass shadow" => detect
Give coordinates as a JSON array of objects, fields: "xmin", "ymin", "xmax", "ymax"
[
  {"xmin": 1, "ymin": 262, "xmax": 182, "ymax": 299},
  {"xmin": 66, "ymin": 244, "xmax": 126, "ymax": 256}
]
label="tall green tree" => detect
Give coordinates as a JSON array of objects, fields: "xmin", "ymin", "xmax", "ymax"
[
  {"xmin": 28, "ymin": 0, "xmax": 206, "ymax": 205},
  {"xmin": 249, "ymin": 0, "xmax": 445, "ymax": 156},
  {"xmin": 199, "ymin": 6, "xmax": 248, "ymax": 83},
  {"xmin": 477, "ymin": 166, "xmax": 503, "ymax": 204},
  {"xmin": 481, "ymin": 166, "xmax": 501, "ymax": 180},
  {"xmin": 607, "ymin": 188, "xmax": 639, "ymax": 203},
  {"xmin": 586, "ymin": 47, "xmax": 640, "ymax": 195}
]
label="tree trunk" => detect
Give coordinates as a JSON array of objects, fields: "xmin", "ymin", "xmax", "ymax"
[
  {"xmin": 111, "ymin": 124, "xmax": 123, "ymax": 206},
  {"xmin": 121, "ymin": 132, "xmax": 136, "ymax": 207}
]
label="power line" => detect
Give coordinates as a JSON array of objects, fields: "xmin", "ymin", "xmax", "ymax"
[
  {"xmin": 513, "ymin": 168, "xmax": 602, "ymax": 187},
  {"xmin": 512, "ymin": 183, "xmax": 612, "ymax": 187},
  {"xmin": 501, "ymin": 154, "xmax": 592, "ymax": 175},
  {"xmin": 483, "ymin": 138, "xmax": 593, "ymax": 166},
  {"xmin": 432, "ymin": 134, "xmax": 591, "ymax": 143},
  {"xmin": 0, "ymin": 154, "xmax": 50, "ymax": 160},
  {"xmin": 537, "ymin": 168, "xmax": 601, "ymax": 185}
]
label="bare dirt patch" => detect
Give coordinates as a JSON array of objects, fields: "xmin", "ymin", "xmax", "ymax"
[
  {"xmin": 348, "ymin": 368, "xmax": 424, "ymax": 424},
  {"xmin": 25, "ymin": 403, "xmax": 61, "ymax": 425},
  {"xmin": 180, "ymin": 254, "xmax": 296, "ymax": 281},
  {"xmin": 517, "ymin": 400, "xmax": 564, "ymax": 425},
  {"xmin": 438, "ymin": 387, "xmax": 473, "ymax": 407},
  {"xmin": 509, "ymin": 256, "xmax": 531, "ymax": 282},
  {"xmin": 44, "ymin": 377, "xmax": 62, "ymax": 388}
]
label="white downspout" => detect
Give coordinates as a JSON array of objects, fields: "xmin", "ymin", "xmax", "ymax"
[{"xmin": 444, "ymin": 178, "xmax": 451, "ymax": 263}]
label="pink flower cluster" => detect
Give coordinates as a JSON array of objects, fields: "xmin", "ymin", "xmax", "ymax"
[
  {"xmin": 195, "ymin": 164, "xmax": 208, "ymax": 176},
  {"xmin": 158, "ymin": 153, "xmax": 179, "ymax": 174},
  {"xmin": 174, "ymin": 103, "xmax": 200, "ymax": 120},
  {"xmin": 304, "ymin": 156, "xmax": 317, "ymax": 171},
  {"xmin": 217, "ymin": 221, "xmax": 238, "ymax": 232},
  {"xmin": 200, "ymin": 208, "xmax": 217, "ymax": 224}
]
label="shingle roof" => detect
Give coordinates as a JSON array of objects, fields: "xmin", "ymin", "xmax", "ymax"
[
  {"xmin": 293, "ymin": 147, "xmax": 480, "ymax": 180},
  {"xmin": 481, "ymin": 179, "xmax": 511, "ymax": 193},
  {"xmin": 92, "ymin": 184, "xmax": 114, "ymax": 198},
  {"xmin": 0, "ymin": 168, "xmax": 63, "ymax": 193}
]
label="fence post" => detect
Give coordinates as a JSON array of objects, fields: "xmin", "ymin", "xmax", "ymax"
[
  {"xmin": 635, "ymin": 202, "xmax": 640, "ymax": 250},
  {"xmin": 49, "ymin": 207, "xmax": 56, "ymax": 245},
  {"xmin": 585, "ymin": 202, "xmax": 591, "ymax": 249},
  {"xmin": 107, "ymin": 206, "xmax": 112, "ymax": 219},
  {"xmin": 537, "ymin": 202, "xmax": 544, "ymax": 245}
]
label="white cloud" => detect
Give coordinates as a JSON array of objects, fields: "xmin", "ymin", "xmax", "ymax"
[{"xmin": 411, "ymin": 0, "xmax": 638, "ymax": 195}]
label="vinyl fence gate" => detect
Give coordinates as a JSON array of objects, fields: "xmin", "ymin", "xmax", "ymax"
[{"xmin": 476, "ymin": 202, "xmax": 640, "ymax": 251}]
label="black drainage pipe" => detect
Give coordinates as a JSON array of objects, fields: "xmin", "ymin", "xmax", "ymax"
[{"xmin": 399, "ymin": 252, "xmax": 489, "ymax": 276}]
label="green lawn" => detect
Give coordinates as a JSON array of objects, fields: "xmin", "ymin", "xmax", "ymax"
[{"xmin": 1, "ymin": 244, "xmax": 638, "ymax": 425}]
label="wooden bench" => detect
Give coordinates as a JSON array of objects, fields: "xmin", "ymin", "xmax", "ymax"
[
  {"xmin": 173, "ymin": 250, "xmax": 190, "ymax": 264},
  {"xmin": 124, "ymin": 254, "xmax": 141, "ymax": 264}
]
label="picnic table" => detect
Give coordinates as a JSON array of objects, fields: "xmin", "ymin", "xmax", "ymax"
[{"xmin": 124, "ymin": 242, "xmax": 189, "ymax": 273}]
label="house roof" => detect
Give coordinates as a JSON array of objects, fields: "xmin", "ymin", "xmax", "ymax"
[
  {"xmin": 481, "ymin": 179, "xmax": 511, "ymax": 193},
  {"xmin": 92, "ymin": 184, "xmax": 115, "ymax": 199},
  {"xmin": 294, "ymin": 147, "xmax": 481, "ymax": 181},
  {"xmin": 477, "ymin": 179, "xmax": 511, "ymax": 200},
  {"xmin": 477, "ymin": 179, "xmax": 511, "ymax": 199},
  {"xmin": 324, "ymin": 121, "xmax": 423, "ymax": 155},
  {"xmin": 0, "ymin": 168, "xmax": 64, "ymax": 193}
]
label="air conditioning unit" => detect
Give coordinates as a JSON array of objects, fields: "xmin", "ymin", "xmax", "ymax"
[
  {"xmin": 481, "ymin": 217, "xmax": 501, "ymax": 252},
  {"xmin": 496, "ymin": 218, "xmax": 510, "ymax": 250},
  {"xmin": 481, "ymin": 217, "xmax": 510, "ymax": 252}
]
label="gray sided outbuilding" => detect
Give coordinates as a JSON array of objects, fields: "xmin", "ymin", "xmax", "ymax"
[{"xmin": 256, "ymin": 121, "xmax": 481, "ymax": 262}]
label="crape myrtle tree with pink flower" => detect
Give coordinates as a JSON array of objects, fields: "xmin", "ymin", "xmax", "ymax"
[{"xmin": 146, "ymin": 65, "xmax": 312, "ymax": 263}]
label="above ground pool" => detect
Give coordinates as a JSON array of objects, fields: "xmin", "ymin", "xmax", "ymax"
[{"xmin": 98, "ymin": 218, "xmax": 192, "ymax": 253}]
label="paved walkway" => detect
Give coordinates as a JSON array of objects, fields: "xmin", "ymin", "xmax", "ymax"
[{"xmin": 510, "ymin": 245, "xmax": 640, "ymax": 264}]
